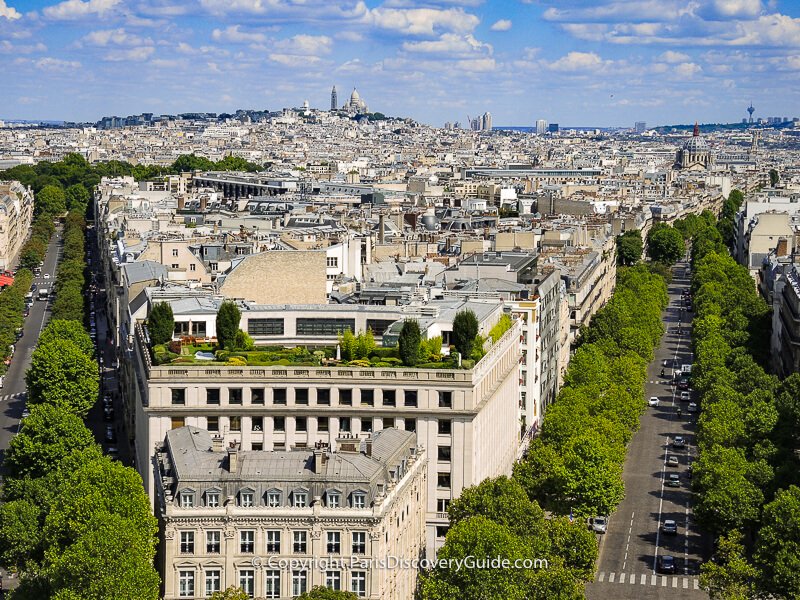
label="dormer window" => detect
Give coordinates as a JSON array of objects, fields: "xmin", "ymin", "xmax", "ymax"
[
  {"xmin": 351, "ymin": 493, "xmax": 366, "ymax": 509},
  {"xmin": 266, "ymin": 490, "xmax": 281, "ymax": 507},
  {"xmin": 179, "ymin": 491, "xmax": 194, "ymax": 508},
  {"xmin": 240, "ymin": 491, "xmax": 254, "ymax": 507},
  {"xmin": 293, "ymin": 491, "xmax": 308, "ymax": 508},
  {"xmin": 205, "ymin": 491, "xmax": 220, "ymax": 508},
  {"xmin": 327, "ymin": 492, "xmax": 340, "ymax": 508}
]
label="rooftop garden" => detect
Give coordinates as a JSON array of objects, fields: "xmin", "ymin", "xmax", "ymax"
[{"xmin": 148, "ymin": 301, "xmax": 514, "ymax": 370}]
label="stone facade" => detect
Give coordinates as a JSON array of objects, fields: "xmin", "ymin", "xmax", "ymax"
[
  {"xmin": 218, "ymin": 251, "xmax": 327, "ymax": 305},
  {"xmin": 0, "ymin": 181, "xmax": 34, "ymax": 271}
]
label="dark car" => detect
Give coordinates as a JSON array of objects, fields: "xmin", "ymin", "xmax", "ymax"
[
  {"xmin": 662, "ymin": 519, "xmax": 678, "ymax": 533},
  {"xmin": 104, "ymin": 426, "xmax": 117, "ymax": 443},
  {"xmin": 659, "ymin": 555, "xmax": 676, "ymax": 574},
  {"xmin": 103, "ymin": 406, "xmax": 114, "ymax": 422},
  {"xmin": 678, "ymin": 379, "xmax": 690, "ymax": 391},
  {"xmin": 665, "ymin": 474, "xmax": 681, "ymax": 488}
]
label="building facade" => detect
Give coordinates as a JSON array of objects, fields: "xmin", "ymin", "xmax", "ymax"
[{"xmin": 0, "ymin": 181, "xmax": 34, "ymax": 271}]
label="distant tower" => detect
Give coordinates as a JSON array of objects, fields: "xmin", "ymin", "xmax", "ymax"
[
  {"xmin": 330, "ymin": 86, "xmax": 337, "ymax": 111},
  {"xmin": 747, "ymin": 102, "xmax": 755, "ymax": 124},
  {"xmin": 750, "ymin": 129, "xmax": 760, "ymax": 157}
]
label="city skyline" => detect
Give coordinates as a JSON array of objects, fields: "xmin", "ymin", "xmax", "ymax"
[{"xmin": 2, "ymin": 0, "xmax": 800, "ymax": 126}]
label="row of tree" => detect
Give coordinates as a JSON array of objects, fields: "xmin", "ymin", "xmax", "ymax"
[
  {"xmin": 0, "ymin": 269, "xmax": 32, "ymax": 365},
  {"xmin": 0, "ymin": 320, "xmax": 160, "ymax": 599},
  {"xmin": 681, "ymin": 194, "xmax": 800, "ymax": 599},
  {"xmin": 51, "ymin": 211, "xmax": 88, "ymax": 322}
]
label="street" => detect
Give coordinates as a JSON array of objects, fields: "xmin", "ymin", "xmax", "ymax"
[{"xmin": 586, "ymin": 259, "xmax": 710, "ymax": 600}]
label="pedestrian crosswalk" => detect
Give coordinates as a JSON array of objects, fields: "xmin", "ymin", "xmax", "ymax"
[
  {"xmin": 596, "ymin": 571, "xmax": 700, "ymax": 590},
  {"xmin": 0, "ymin": 392, "xmax": 26, "ymax": 403}
]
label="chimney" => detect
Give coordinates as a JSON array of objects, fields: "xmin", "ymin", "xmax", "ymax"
[
  {"xmin": 313, "ymin": 441, "xmax": 329, "ymax": 473},
  {"xmin": 211, "ymin": 434, "xmax": 224, "ymax": 452},
  {"xmin": 177, "ymin": 196, "xmax": 186, "ymax": 211},
  {"xmin": 776, "ymin": 237, "xmax": 789, "ymax": 257},
  {"xmin": 200, "ymin": 196, "xmax": 208, "ymax": 212},
  {"xmin": 378, "ymin": 214, "xmax": 385, "ymax": 244},
  {"xmin": 363, "ymin": 436, "xmax": 373, "ymax": 457},
  {"xmin": 335, "ymin": 433, "xmax": 359, "ymax": 453},
  {"xmin": 226, "ymin": 440, "xmax": 240, "ymax": 472}
]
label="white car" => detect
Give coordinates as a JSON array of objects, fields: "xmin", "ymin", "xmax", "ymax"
[
  {"xmin": 43, "ymin": 273, "xmax": 50, "ymax": 279},
  {"xmin": 648, "ymin": 396, "xmax": 659, "ymax": 407},
  {"xmin": 680, "ymin": 391, "xmax": 690, "ymax": 401},
  {"xmin": 687, "ymin": 402, "xmax": 698, "ymax": 413}
]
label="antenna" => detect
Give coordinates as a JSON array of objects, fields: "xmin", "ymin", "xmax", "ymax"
[{"xmin": 747, "ymin": 102, "xmax": 755, "ymax": 124}]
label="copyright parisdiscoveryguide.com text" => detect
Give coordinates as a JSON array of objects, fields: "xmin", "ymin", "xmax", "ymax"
[{"xmin": 251, "ymin": 556, "xmax": 550, "ymax": 571}]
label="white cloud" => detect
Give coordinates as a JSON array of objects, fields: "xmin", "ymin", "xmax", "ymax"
[
  {"xmin": 0, "ymin": 40, "xmax": 46, "ymax": 53},
  {"xmin": 366, "ymin": 7, "xmax": 479, "ymax": 36},
  {"xmin": 455, "ymin": 57, "xmax": 496, "ymax": 72},
  {"xmin": 673, "ymin": 61, "xmax": 702, "ymax": 76},
  {"xmin": 268, "ymin": 53, "xmax": 322, "ymax": 67},
  {"xmin": 0, "ymin": 0, "xmax": 21, "ymax": 20},
  {"xmin": 490, "ymin": 19, "xmax": 512, "ymax": 32},
  {"xmin": 274, "ymin": 34, "xmax": 332, "ymax": 56},
  {"xmin": 105, "ymin": 45, "xmax": 155, "ymax": 61},
  {"xmin": 211, "ymin": 25, "xmax": 267, "ymax": 44},
  {"xmin": 43, "ymin": 0, "xmax": 121, "ymax": 20},
  {"xmin": 402, "ymin": 33, "xmax": 491, "ymax": 58},
  {"xmin": 35, "ymin": 57, "xmax": 81, "ymax": 70},
  {"xmin": 699, "ymin": 0, "xmax": 763, "ymax": 20},
  {"xmin": 336, "ymin": 31, "xmax": 364, "ymax": 42},
  {"xmin": 659, "ymin": 50, "xmax": 690, "ymax": 62},
  {"xmin": 547, "ymin": 51, "xmax": 604, "ymax": 71},
  {"xmin": 81, "ymin": 28, "xmax": 151, "ymax": 47}
]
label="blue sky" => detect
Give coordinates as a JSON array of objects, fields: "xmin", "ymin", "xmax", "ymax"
[{"xmin": 2, "ymin": 0, "xmax": 800, "ymax": 126}]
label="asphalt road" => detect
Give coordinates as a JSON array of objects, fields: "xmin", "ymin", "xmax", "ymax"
[{"xmin": 586, "ymin": 258, "xmax": 710, "ymax": 600}]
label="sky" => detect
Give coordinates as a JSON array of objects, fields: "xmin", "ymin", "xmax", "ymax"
[{"xmin": 2, "ymin": 0, "xmax": 800, "ymax": 126}]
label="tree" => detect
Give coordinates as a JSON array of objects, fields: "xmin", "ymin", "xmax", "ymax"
[
  {"xmin": 339, "ymin": 328, "xmax": 356, "ymax": 361},
  {"xmin": 38, "ymin": 320, "xmax": 94, "ymax": 357},
  {"xmin": 209, "ymin": 588, "xmax": 251, "ymax": 600},
  {"xmin": 0, "ymin": 498, "xmax": 43, "ymax": 570},
  {"xmin": 216, "ymin": 301, "xmax": 241, "ymax": 350},
  {"xmin": 233, "ymin": 329, "xmax": 255, "ymax": 351},
  {"xmin": 647, "ymin": 224, "xmax": 684, "ymax": 264},
  {"xmin": 50, "ymin": 283, "xmax": 84, "ymax": 322},
  {"xmin": 5, "ymin": 405, "xmax": 96, "ymax": 480},
  {"xmin": 769, "ymin": 168, "xmax": 779, "ymax": 187},
  {"xmin": 35, "ymin": 185, "xmax": 66, "ymax": 216},
  {"xmin": 65, "ymin": 184, "xmax": 90, "ymax": 213},
  {"xmin": 26, "ymin": 339, "xmax": 99, "ymax": 417},
  {"xmin": 616, "ymin": 230, "xmax": 643, "ymax": 266},
  {"xmin": 147, "ymin": 301, "xmax": 175, "ymax": 346},
  {"xmin": 295, "ymin": 587, "xmax": 358, "ymax": 599},
  {"xmin": 354, "ymin": 329, "xmax": 376, "ymax": 359},
  {"xmin": 754, "ymin": 485, "xmax": 800, "ymax": 598},
  {"xmin": 452, "ymin": 310, "xmax": 479, "ymax": 358},
  {"xmin": 398, "ymin": 319, "xmax": 421, "ymax": 367},
  {"xmin": 700, "ymin": 530, "xmax": 759, "ymax": 600}
]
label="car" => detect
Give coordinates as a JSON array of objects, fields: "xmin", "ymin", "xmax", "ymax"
[
  {"xmin": 103, "ymin": 407, "xmax": 114, "ymax": 422},
  {"xmin": 687, "ymin": 463, "xmax": 694, "ymax": 479},
  {"xmin": 30, "ymin": 283, "xmax": 37, "ymax": 292},
  {"xmin": 22, "ymin": 307, "xmax": 29, "ymax": 317},
  {"xmin": 680, "ymin": 391, "xmax": 690, "ymax": 401},
  {"xmin": 667, "ymin": 456, "xmax": 680, "ymax": 467},
  {"xmin": 662, "ymin": 519, "xmax": 678, "ymax": 533},
  {"xmin": 672, "ymin": 436, "xmax": 686, "ymax": 448},
  {"xmin": 659, "ymin": 555, "xmax": 676, "ymax": 574},
  {"xmin": 687, "ymin": 402, "xmax": 698, "ymax": 413},
  {"xmin": 678, "ymin": 379, "xmax": 690, "ymax": 391},
  {"xmin": 665, "ymin": 474, "xmax": 681, "ymax": 488},
  {"xmin": 43, "ymin": 273, "xmax": 50, "ymax": 279},
  {"xmin": 0, "ymin": 375, "xmax": 4, "ymax": 388},
  {"xmin": 106, "ymin": 446, "xmax": 120, "ymax": 460},
  {"xmin": 104, "ymin": 426, "xmax": 117, "ymax": 443},
  {"xmin": 21, "ymin": 407, "xmax": 29, "ymax": 419},
  {"xmin": 649, "ymin": 396, "xmax": 659, "ymax": 407},
  {"xmin": 588, "ymin": 516, "xmax": 608, "ymax": 534}
]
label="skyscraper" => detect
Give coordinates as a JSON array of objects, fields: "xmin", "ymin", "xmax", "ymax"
[
  {"xmin": 330, "ymin": 86, "xmax": 337, "ymax": 111},
  {"xmin": 634, "ymin": 121, "xmax": 646, "ymax": 133},
  {"xmin": 535, "ymin": 119, "xmax": 548, "ymax": 135},
  {"xmin": 482, "ymin": 112, "xmax": 492, "ymax": 131}
]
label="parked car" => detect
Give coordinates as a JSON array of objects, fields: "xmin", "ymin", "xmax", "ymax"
[
  {"xmin": 21, "ymin": 407, "xmax": 29, "ymax": 419},
  {"xmin": 688, "ymin": 402, "xmax": 698, "ymax": 413},
  {"xmin": 588, "ymin": 516, "xmax": 608, "ymax": 534},
  {"xmin": 103, "ymin": 406, "xmax": 114, "ymax": 422},
  {"xmin": 667, "ymin": 456, "xmax": 680, "ymax": 467},
  {"xmin": 678, "ymin": 379, "xmax": 690, "ymax": 391},
  {"xmin": 649, "ymin": 396, "xmax": 659, "ymax": 407},
  {"xmin": 106, "ymin": 446, "xmax": 120, "ymax": 460},
  {"xmin": 665, "ymin": 474, "xmax": 681, "ymax": 488},
  {"xmin": 659, "ymin": 555, "xmax": 676, "ymax": 574},
  {"xmin": 680, "ymin": 391, "xmax": 690, "ymax": 401},
  {"xmin": 104, "ymin": 426, "xmax": 117, "ymax": 443},
  {"xmin": 662, "ymin": 519, "xmax": 678, "ymax": 533},
  {"xmin": 672, "ymin": 436, "xmax": 686, "ymax": 448}
]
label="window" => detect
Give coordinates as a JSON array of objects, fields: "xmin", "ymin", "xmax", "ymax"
[
  {"xmin": 265, "ymin": 570, "xmax": 280, "ymax": 599},
  {"xmin": 351, "ymin": 571, "xmax": 367, "ymax": 597},
  {"xmin": 327, "ymin": 531, "xmax": 341, "ymax": 554},
  {"xmin": 289, "ymin": 571, "xmax": 307, "ymax": 597},
  {"xmin": 229, "ymin": 388, "xmax": 243, "ymax": 405},
  {"xmin": 172, "ymin": 248, "xmax": 179, "ymax": 257},
  {"xmin": 361, "ymin": 418, "xmax": 373, "ymax": 433},
  {"xmin": 317, "ymin": 388, "xmax": 330, "ymax": 405},
  {"xmin": 189, "ymin": 263, "xmax": 196, "ymax": 272},
  {"xmin": 339, "ymin": 389, "xmax": 352, "ymax": 406},
  {"xmin": 438, "ymin": 446, "xmax": 452, "ymax": 462},
  {"xmin": 352, "ymin": 531, "xmax": 366, "ymax": 554},
  {"xmin": 274, "ymin": 388, "xmax": 287, "ymax": 405},
  {"xmin": 326, "ymin": 256, "xmax": 338, "ymax": 268},
  {"xmin": 435, "ymin": 525, "xmax": 449, "ymax": 538},
  {"xmin": 266, "ymin": 530, "xmax": 281, "ymax": 553},
  {"xmin": 404, "ymin": 390, "xmax": 417, "ymax": 407},
  {"xmin": 248, "ymin": 318, "xmax": 284, "ymax": 336},
  {"xmin": 437, "ymin": 498, "xmax": 451, "ymax": 513},
  {"xmin": 251, "ymin": 388, "xmax": 265, "ymax": 405},
  {"xmin": 327, "ymin": 492, "xmax": 340, "ymax": 508},
  {"xmin": 293, "ymin": 530, "xmax": 307, "ymax": 553},
  {"xmin": 352, "ymin": 493, "xmax": 366, "ymax": 509},
  {"xmin": 240, "ymin": 530, "xmax": 255, "ymax": 553},
  {"xmin": 180, "ymin": 531, "xmax": 195, "ymax": 554},
  {"xmin": 239, "ymin": 569, "xmax": 255, "ymax": 597},
  {"xmin": 325, "ymin": 571, "xmax": 341, "ymax": 591},
  {"xmin": 229, "ymin": 416, "xmax": 241, "ymax": 432},
  {"xmin": 293, "ymin": 492, "xmax": 308, "ymax": 508},
  {"xmin": 437, "ymin": 473, "xmax": 451, "ymax": 488},
  {"xmin": 404, "ymin": 418, "xmax": 416, "ymax": 433},
  {"xmin": 206, "ymin": 530, "xmax": 221, "ymax": 553},
  {"xmin": 339, "ymin": 417, "xmax": 351, "ymax": 432},
  {"xmin": 240, "ymin": 491, "xmax": 254, "ymax": 507},
  {"xmin": 206, "ymin": 388, "xmax": 220, "ymax": 405},
  {"xmin": 171, "ymin": 263, "xmax": 179, "ymax": 269},
  {"xmin": 296, "ymin": 318, "xmax": 355, "ymax": 336},
  {"xmin": 205, "ymin": 491, "xmax": 220, "ymax": 507},
  {"xmin": 318, "ymin": 416, "xmax": 329, "ymax": 432},
  {"xmin": 438, "ymin": 419, "xmax": 452, "ymax": 435},
  {"xmin": 439, "ymin": 391, "xmax": 452, "ymax": 408},
  {"xmin": 252, "ymin": 416, "xmax": 263, "ymax": 432},
  {"xmin": 205, "ymin": 570, "xmax": 221, "ymax": 596},
  {"xmin": 382, "ymin": 389, "xmax": 396, "ymax": 407},
  {"xmin": 171, "ymin": 388, "xmax": 186, "ymax": 405},
  {"xmin": 266, "ymin": 490, "xmax": 281, "ymax": 507},
  {"xmin": 178, "ymin": 570, "xmax": 194, "ymax": 598},
  {"xmin": 207, "ymin": 416, "xmax": 219, "ymax": 432},
  {"xmin": 360, "ymin": 389, "xmax": 373, "ymax": 406},
  {"xmin": 274, "ymin": 416, "xmax": 285, "ymax": 432},
  {"xmin": 171, "ymin": 417, "xmax": 185, "ymax": 430},
  {"xmin": 296, "ymin": 388, "xmax": 309, "ymax": 405},
  {"xmin": 179, "ymin": 491, "xmax": 194, "ymax": 508},
  {"xmin": 296, "ymin": 417, "xmax": 307, "ymax": 432},
  {"xmin": 251, "ymin": 442, "xmax": 262, "ymax": 451},
  {"xmin": 366, "ymin": 319, "xmax": 396, "ymax": 336},
  {"xmin": 382, "ymin": 417, "xmax": 395, "ymax": 430}
]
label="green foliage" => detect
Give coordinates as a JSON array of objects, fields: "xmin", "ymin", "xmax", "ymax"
[
  {"xmin": 452, "ymin": 309, "xmax": 479, "ymax": 357},
  {"xmin": 339, "ymin": 328, "xmax": 356, "ymax": 361},
  {"xmin": 700, "ymin": 530, "xmax": 759, "ymax": 600},
  {"xmin": 64, "ymin": 184, "xmax": 90, "ymax": 214},
  {"xmin": 147, "ymin": 301, "xmax": 175, "ymax": 346},
  {"xmin": 216, "ymin": 301, "xmax": 241, "ymax": 350},
  {"xmin": 233, "ymin": 329, "xmax": 255, "ymax": 351},
  {"xmin": 398, "ymin": 319, "xmax": 421, "ymax": 367},
  {"xmin": 294, "ymin": 587, "xmax": 358, "ymax": 599},
  {"xmin": 616, "ymin": 230, "xmax": 643, "ymax": 265},
  {"xmin": 25, "ymin": 339, "xmax": 99, "ymax": 417},
  {"xmin": 489, "ymin": 314, "xmax": 513, "ymax": 343},
  {"xmin": 769, "ymin": 168, "xmax": 779, "ymax": 187},
  {"xmin": 646, "ymin": 223, "xmax": 685, "ymax": 264},
  {"xmin": 50, "ymin": 284, "xmax": 84, "ymax": 322},
  {"xmin": 754, "ymin": 486, "xmax": 800, "ymax": 598},
  {"xmin": 209, "ymin": 588, "xmax": 252, "ymax": 600},
  {"xmin": 0, "ymin": 269, "xmax": 33, "ymax": 360},
  {"xmin": 35, "ymin": 185, "xmax": 66, "ymax": 216},
  {"xmin": 420, "ymin": 335, "xmax": 443, "ymax": 361},
  {"xmin": 338, "ymin": 328, "xmax": 377, "ymax": 361}
]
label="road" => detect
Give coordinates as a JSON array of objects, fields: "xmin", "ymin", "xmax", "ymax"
[{"xmin": 586, "ymin": 259, "xmax": 710, "ymax": 600}]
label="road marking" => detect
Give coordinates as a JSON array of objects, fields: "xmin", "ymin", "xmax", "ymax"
[
  {"xmin": 630, "ymin": 573, "xmax": 636, "ymax": 585},
  {"xmin": 673, "ymin": 576, "xmax": 678, "ymax": 588},
  {"xmin": 619, "ymin": 573, "xmax": 625, "ymax": 584},
  {"xmin": 641, "ymin": 574, "xmax": 647, "ymax": 585},
  {"xmin": 662, "ymin": 576, "xmax": 667, "ymax": 587},
  {"xmin": 599, "ymin": 572, "xmax": 605, "ymax": 583},
  {"xmin": 683, "ymin": 578, "xmax": 689, "ymax": 589},
  {"xmin": 651, "ymin": 575, "xmax": 657, "ymax": 586},
  {"xmin": 609, "ymin": 572, "xmax": 615, "ymax": 583}
]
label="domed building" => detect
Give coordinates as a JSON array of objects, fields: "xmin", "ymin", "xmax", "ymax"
[
  {"xmin": 674, "ymin": 122, "xmax": 714, "ymax": 170},
  {"xmin": 342, "ymin": 88, "xmax": 369, "ymax": 115}
]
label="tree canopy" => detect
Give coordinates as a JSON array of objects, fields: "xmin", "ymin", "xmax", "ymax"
[
  {"xmin": 452, "ymin": 309, "xmax": 479, "ymax": 358},
  {"xmin": 26, "ymin": 339, "xmax": 99, "ymax": 417},
  {"xmin": 148, "ymin": 301, "xmax": 175, "ymax": 346},
  {"xmin": 216, "ymin": 301, "xmax": 241, "ymax": 350},
  {"xmin": 398, "ymin": 319, "xmax": 421, "ymax": 367}
]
